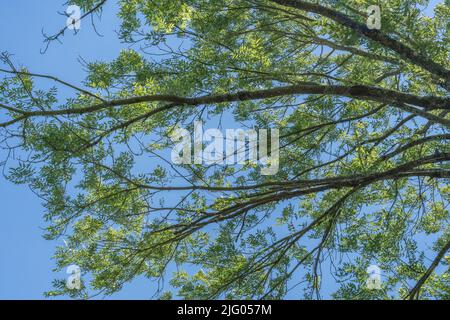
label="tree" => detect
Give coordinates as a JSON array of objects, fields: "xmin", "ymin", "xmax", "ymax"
[{"xmin": 0, "ymin": 0, "xmax": 449, "ymax": 299}]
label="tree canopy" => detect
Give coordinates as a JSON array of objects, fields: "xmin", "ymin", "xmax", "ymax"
[{"xmin": 0, "ymin": 0, "xmax": 449, "ymax": 299}]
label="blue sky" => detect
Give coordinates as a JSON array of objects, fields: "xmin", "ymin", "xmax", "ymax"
[
  {"xmin": 0, "ymin": 0, "xmax": 443, "ymax": 300},
  {"xmin": 0, "ymin": 0, "xmax": 154, "ymax": 299}
]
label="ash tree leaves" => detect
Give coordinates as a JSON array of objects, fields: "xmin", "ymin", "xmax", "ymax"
[{"xmin": 0, "ymin": 0, "xmax": 449, "ymax": 299}]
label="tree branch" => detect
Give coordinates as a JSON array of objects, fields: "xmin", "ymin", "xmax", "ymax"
[{"xmin": 271, "ymin": 0, "xmax": 450, "ymax": 83}]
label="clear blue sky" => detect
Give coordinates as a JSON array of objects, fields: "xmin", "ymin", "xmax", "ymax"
[
  {"xmin": 0, "ymin": 0, "xmax": 442, "ymax": 300},
  {"xmin": 0, "ymin": 0, "xmax": 154, "ymax": 299}
]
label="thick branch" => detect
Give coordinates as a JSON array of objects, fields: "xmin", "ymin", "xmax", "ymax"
[
  {"xmin": 271, "ymin": 0, "xmax": 450, "ymax": 82},
  {"xmin": 2, "ymin": 84, "xmax": 447, "ymax": 128},
  {"xmin": 406, "ymin": 238, "xmax": 450, "ymax": 300}
]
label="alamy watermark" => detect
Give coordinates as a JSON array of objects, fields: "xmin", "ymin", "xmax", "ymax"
[
  {"xmin": 367, "ymin": 5, "xmax": 381, "ymax": 30},
  {"xmin": 170, "ymin": 121, "xmax": 280, "ymax": 175},
  {"xmin": 66, "ymin": 5, "xmax": 81, "ymax": 30},
  {"xmin": 366, "ymin": 264, "xmax": 382, "ymax": 290},
  {"xmin": 66, "ymin": 264, "xmax": 81, "ymax": 290}
]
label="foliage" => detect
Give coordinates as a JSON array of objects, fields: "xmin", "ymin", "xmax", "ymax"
[{"xmin": 0, "ymin": 0, "xmax": 449, "ymax": 299}]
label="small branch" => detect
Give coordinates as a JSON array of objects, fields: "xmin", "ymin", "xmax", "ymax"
[
  {"xmin": 0, "ymin": 68, "xmax": 105, "ymax": 102},
  {"xmin": 41, "ymin": 0, "xmax": 107, "ymax": 53},
  {"xmin": 405, "ymin": 238, "xmax": 450, "ymax": 300}
]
